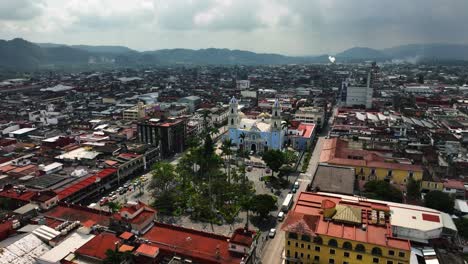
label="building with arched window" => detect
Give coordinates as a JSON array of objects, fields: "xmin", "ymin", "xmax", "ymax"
[
  {"xmin": 227, "ymin": 97, "xmax": 285, "ymax": 153},
  {"xmin": 281, "ymin": 192, "xmax": 459, "ymax": 264}
]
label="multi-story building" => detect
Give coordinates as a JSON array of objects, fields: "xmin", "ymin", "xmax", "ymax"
[
  {"xmin": 283, "ymin": 192, "xmax": 458, "ymax": 264},
  {"xmin": 341, "ymin": 73, "xmax": 373, "ymax": 109},
  {"xmin": 236, "ymin": 80, "xmax": 250, "ymax": 89},
  {"xmin": 320, "ymin": 138, "xmax": 423, "ymax": 185},
  {"xmin": 122, "ymin": 102, "xmax": 146, "ymax": 121},
  {"xmin": 294, "ymin": 106, "xmax": 326, "ymax": 128},
  {"xmin": 137, "ymin": 118, "xmax": 186, "ymax": 158},
  {"xmin": 178, "ymin": 95, "xmax": 201, "ymax": 112}
]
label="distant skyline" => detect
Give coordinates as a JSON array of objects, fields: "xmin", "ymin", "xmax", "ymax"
[{"xmin": 1, "ymin": 0, "xmax": 467, "ymax": 56}]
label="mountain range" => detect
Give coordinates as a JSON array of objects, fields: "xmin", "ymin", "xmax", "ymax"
[{"xmin": 1, "ymin": 38, "xmax": 468, "ymax": 70}]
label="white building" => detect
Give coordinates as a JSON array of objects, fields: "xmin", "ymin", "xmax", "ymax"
[
  {"xmin": 294, "ymin": 106, "xmax": 326, "ymax": 128},
  {"xmin": 236, "ymin": 80, "xmax": 250, "ymax": 90},
  {"xmin": 342, "ymin": 72, "xmax": 373, "ymax": 109}
]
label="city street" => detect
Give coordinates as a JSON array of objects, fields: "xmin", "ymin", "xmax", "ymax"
[{"xmin": 260, "ymin": 135, "xmax": 325, "ymax": 264}]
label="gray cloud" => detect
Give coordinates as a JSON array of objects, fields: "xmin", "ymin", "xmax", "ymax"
[
  {"xmin": 0, "ymin": 0, "xmax": 467, "ymax": 55},
  {"xmin": 0, "ymin": 0, "xmax": 45, "ymax": 20}
]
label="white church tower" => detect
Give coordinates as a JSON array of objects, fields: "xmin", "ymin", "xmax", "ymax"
[
  {"xmin": 228, "ymin": 96, "xmax": 240, "ymax": 146},
  {"xmin": 270, "ymin": 98, "xmax": 283, "ymax": 150}
]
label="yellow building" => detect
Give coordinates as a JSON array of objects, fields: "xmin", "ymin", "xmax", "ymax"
[
  {"xmin": 282, "ymin": 193, "xmax": 412, "ymax": 264},
  {"xmin": 320, "ymin": 138, "xmax": 423, "ymax": 185},
  {"xmin": 421, "ymin": 181, "xmax": 444, "ymax": 192}
]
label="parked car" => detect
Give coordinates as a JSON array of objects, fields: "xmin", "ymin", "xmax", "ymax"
[
  {"xmin": 294, "ymin": 181, "xmax": 300, "ymax": 189},
  {"xmin": 277, "ymin": 211, "xmax": 285, "ymax": 221},
  {"xmin": 99, "ymin": 198, "xmax": 108, "ymax": 206},
  {"xmin": 269, "ymin": 228, "xmax": 277, "ymax": 238}
]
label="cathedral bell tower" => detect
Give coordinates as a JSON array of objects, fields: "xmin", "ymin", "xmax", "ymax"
[
  {"xmin": 271, "ymin": 98, "xmax": 282, "ymax": 131},
  {"xmin": 228, "ymin": 96, "xmax": 239, "ymax": 128}
]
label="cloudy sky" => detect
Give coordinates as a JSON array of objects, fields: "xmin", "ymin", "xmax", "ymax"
[{"xmin": 0, "ymin": 0, "xmax": 467, "ymax": 55}]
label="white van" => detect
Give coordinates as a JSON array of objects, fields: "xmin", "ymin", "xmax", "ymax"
[{"xmin": 277, "ymin": 211, "xmax": 285, "ymax": 221}]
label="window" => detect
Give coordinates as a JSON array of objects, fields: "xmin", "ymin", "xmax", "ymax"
[
  {"xmin": 342, "ymin": 242, "xmax": 352, "ymax": 250},
  {"xmin": 371, "ymin": 168, "xmax": 376, "ymax": 174},
  {"xmin": 329, "ymin": 259, "xmax": 335, "ymax": 264},
  {"xmin": 373, "ymin": 257, "xmax": 379, "ymax": 263},
  {"xmin": 315, "ymin": 246, "xmax": 320, "ymax": 252},
  {"xmin": 360, "ymin": 167, "xmax": 364, "ymax": 173},
  {"xmin": 307, "ymin": 254, "xmax": 310, "ymax": 259},
  {"xmin": 287, "ymin": 241, "xmax": 290, "ymax": 246},
  {"xmin": 287, "ymin": 250, "xmax": 290, "ymax": 256},
  {"xmin": 388, "ymin": 250, "xmax": 394, "ymax": 256},
  {"xmin": 328, "ymin": 239, "xmax": 338, "ymax": 247},
  {"xmin": 295, "ymin": 252, "xmax": 298, "ymax": 258},
  {"xmin": 301, "ymin": 244, "xmax": 304, "ymax": 248},
  {"xmin": 355, "ymin": 244, "xmax": 366, "ymax": 253},
  {"xmin": 302, "ymin": 235, "xmax": 311, "ymax": 242},
  {"xmin": 307, "ymin": 245, "xmax": 311, "ymax": 250},
  {"xmin": 409, "ymin": 171, "xmax": 414, "ymax": 178},
  {"xmin": 371, "ymin": 247, "xmax": 382, "ymax": 256},
  {"xmin": 398, "ymin": 252, "xmax": 405, "ymax": 258},
  {"xmin": 231, "ymin": 108, "xmax": 234, "ymax": 114},
  {"xmin": 344, "ymin": 252, "xmax": 350, "ymax": 257},
  {"xmin": 295, "ymin": 242, "xmax": 298, "ymax": 247},
  {"xmin": 330, "ymin": 249, "xmax": 335, "ymax": 254},
  {"xmin": 356, "ymin": 255, "xmax": 363, "ymax": 260},
  {"xmin": 387, "ymin": 170, "xmax": 393, "ymax": 176},
  {"xmin": 387, "ymin": 261, "xmax": 393, "ymax": 264},
  {"xmin": 313, "ymin": 236, "xmax": 323, "ymax": 244},
  {"xmin": 301, "ymin": 253, "xmax": 304, "ymax": 257},
  {"xmin": 314, "ymin": 256, "xmax": 320, "ymax": 261},
  {"xmin": 289, "ymin": 233, "xmax": 298, "ymax": 239}
]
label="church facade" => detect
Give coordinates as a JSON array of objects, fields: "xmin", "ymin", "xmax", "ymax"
[{"xmin": 227, "ymin": 97, "xmax": 285, "ymax": 153}]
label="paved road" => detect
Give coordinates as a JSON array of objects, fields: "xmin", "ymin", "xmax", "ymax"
[
  {"xmin": 259, "ymin": 106, "xmax": 335, "ymax": 264},
  {"xmin": 260, "ymin": 136, "xmax": 325, "ymax": 264}
]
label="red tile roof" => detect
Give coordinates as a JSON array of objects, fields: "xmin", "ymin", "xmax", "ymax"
[
  {"xmin": 76, "ymin": 232, "xmax": 120, "ymax": 260},
  {"xmin": 143, "ymin": 222, "xmax": 249, "ymax": 264},
  {"xmin": 119, "ymin": 231, "xmax": 134, "ymax": 240},
  {"xmin": 135, "ymin": 244, "xmax": 159, "ymax": 258},
  {"xmin": 45, "ymin": 204, "xmax": 112, "ymax": 227},
  {"xmin": 57, "ymin": 168, "xmax": 117, "ymax": 199},
  {"xmin": 285, "ymin": 192, "xmax": 411, "ymax": 251},
  {"xmin": 230, "ymin": 228, "xmax": 255, "ymax": 247},
  {"xmin": 297, "ymin": 123, "xmax": 315, "ymax": 139},
  {"xmin": 443, "ymin": 179, "xmax": 465, "ymax": 190},
  {"xmin": 320, "ymin": 138, "xmax": 423, "ymax": 172}
]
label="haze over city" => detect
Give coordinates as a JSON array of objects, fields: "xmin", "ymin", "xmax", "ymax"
[{"xmin": 1, "ymin": 0, "xmax": 468, "ymax": 55}]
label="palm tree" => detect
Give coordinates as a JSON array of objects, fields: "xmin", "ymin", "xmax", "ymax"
[
  {"xmin": 238, "ymin": 132, "xmax": 246, "ymax": 150},
  {"xmin": 282, "ymin": 119, "xmax": 292, "ymax": 148},
  {"xmin": 221, "ymin": 139, "xmax": 234, "ymax": 183}
]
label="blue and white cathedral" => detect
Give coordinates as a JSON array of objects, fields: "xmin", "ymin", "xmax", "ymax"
[{"xmin": 228, "ymin": 97, "xmax": 285, "ymax": 153}]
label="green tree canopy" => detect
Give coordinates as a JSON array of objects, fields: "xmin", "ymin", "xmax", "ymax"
[
  {"xmin": 406, "ymin": 177, "xmax": 421, "ymax": 201},
  {"xmin": 454, "ymin": 218, "xmax": 468, "ymax": 239},
  {"xmin": 150, "ymin": 162, "xmax": 178, "ymax": 214},
  {"xmin": 250, "ymin": 194, "xmax": 278, "ymax": 219},
  {"xmin": 363, "ymin": 180, "xmax": 403, "ymax": 203},
  {"xmin": 424, "ymin": 190, "xmax": 454, "ymax": 214},
  {"xmin": 262, "ymin": 149, "xmax": 285, "ymax": 176}
]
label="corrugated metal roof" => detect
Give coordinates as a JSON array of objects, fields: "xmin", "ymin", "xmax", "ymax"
[{"xmin": 332, "ymin": 205, "xmax": 362, "ymax": 224}]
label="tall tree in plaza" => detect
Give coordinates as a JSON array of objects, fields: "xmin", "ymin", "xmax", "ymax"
[
  {"xmin": 150, "ymin": 162, "xmax": 178, "ymax": 214},
  {"xmin": 221, "ymin": 139, "xmax": 235, "ymax": 183},
  {"xmin": 406, "ymin": 177, "xmax": 421, "ymax": 201},
  {"xmin": 250, "ymin": 194, "xmax": 278, "ymax": 219},
  {"xmin": 262, "ymin": 149, "xmax": 286, "ymax": 177}
]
